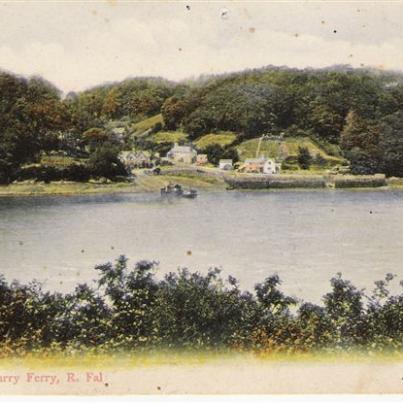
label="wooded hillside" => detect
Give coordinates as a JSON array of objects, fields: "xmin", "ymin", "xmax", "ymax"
[{"xmin": 1, "ymin": 65, "xmax": 403, "ymax": 182}]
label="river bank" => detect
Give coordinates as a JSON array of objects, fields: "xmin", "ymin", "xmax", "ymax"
[
  {"xmin": 1, "ymin": 170, "xmax": 403, "ymax": 197},
  {"xmin": 224, "ymin": 173, "xmax": 395, "ymax": 189},
  {"xmin": 0, "ymin": 173, "xmax": 226, "ymax": 197}
]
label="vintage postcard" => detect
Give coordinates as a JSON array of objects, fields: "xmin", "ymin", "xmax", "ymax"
[{"xmin": 0, "ymin": 0, "xmax": 402, "ymax": 398}]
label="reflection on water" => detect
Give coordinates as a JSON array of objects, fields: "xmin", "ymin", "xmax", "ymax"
[{"xmin": 1, "ymin": 189, "xmax": 403, "ymax": 302}]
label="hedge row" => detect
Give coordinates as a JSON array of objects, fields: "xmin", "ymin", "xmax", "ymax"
[
  {"xmin": 0, "ymin": 256, "xmax": 401, "ymax": 354},
  {"xmin": 15, "ymin": 164, "xmax": 92, "ymax": 182}
]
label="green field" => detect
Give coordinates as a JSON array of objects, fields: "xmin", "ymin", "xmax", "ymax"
[
  {"xmin": 237, "ymin": 136, "xmax": 344, "ymax": 165},
  {"xmin": 0, "ymin": 181, "xmax": 137, "ymax": 196},
  {"xmin": 0, "ymin": 173, "xmax": 225, "ymax": 197},
  {"xmin": 132, "ymin": 114, "xmax": 163, "ymax": 133},
  {"xmin": 194, "ymin": 132, "xmax": 237, "ymax": 150},
  {"xmin": 39, "ymin": 155, "xmax": 87, "ymax": 167},
  {"xmin": 150, "ymin": 131, "xmax": 188, "ymax": 144}
]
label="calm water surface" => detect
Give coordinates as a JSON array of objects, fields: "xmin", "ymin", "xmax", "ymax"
[{"xmin": 1, "ymin": 189, "xmax": 403, "ymax": 302}]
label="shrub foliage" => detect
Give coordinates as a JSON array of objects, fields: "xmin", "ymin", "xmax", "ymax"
[{"xmin": 0, "ymin": 256, "xmax": 402, "ymax": 354}]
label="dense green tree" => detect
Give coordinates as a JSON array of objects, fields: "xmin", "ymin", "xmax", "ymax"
[
  {"xmin": 67, "ymin": 78, "xmax": 176, "ymax": 133},
  {"xmin": 101, "ymin": 87, "xmax": 121, "ymax": 118},
  {"xmin": 340, "ymin": 110, "xmax": 381, "ymax": 174},
  {"xmin": 223, "ymin": 147, "xmax": 239, "ymax": 164},
  {"xmin": 81, "ymin": 127, "xmax": 110, "ymax": 152},
  {"xmin": 181, "ymin": 82, "xmax": 291, "ymax": 138},
  {"xmin": 378, "ymin": 111, "xmax": 403, "ymax": 176},
  {"xmin": 297, "ymin": 146, "xmax": 313, "ymax": 169},
  {"xmin": 161, "ymin": 96, "xmax": 189, "ymax": 130},
  {"xmin": 0, "ymin": 73, "xmax": 67, "ymax": 183},
  {"xmin": 205, "ymin": 144, "xmax": 224, "ymax": 165},
  {"xmin": 88, "ymin": 143, "xmax": 126, "ymax": 179},
  {"xmin": 306, "ymin": 102, "xmax": 345, "ymax": 143}
]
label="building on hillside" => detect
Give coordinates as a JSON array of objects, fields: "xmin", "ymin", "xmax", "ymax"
[
  {"xmin": 111, "ymin": 127, "xmax": 126, "ymax": 143},
  {"xmin": 166, "ymin": 143, "xmax": 197, "ymax": 164},
  {"xmin": 218, "ymin": 159, "xmax": 233, "ymax": 170},
  {"xmin": 196, "ymin": 154, "xmax": 208, "ymax": 165},
  {"xmin": 240, "ymin": 157, "xmax": 280, "ymax": 174},
  {"xmin": 263, "ymin": 159, "xmax": 281, "ymax": 174},
  {"xmin": 241, "ymin": 158, "xmax": 265, "ymax": 173},
  {"xmin": 119, "ymin": 150, "xmax": 151, "ymax": 170}
]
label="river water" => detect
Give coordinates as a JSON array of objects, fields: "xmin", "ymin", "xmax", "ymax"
[{"xmin": 1, "ymin": 189, "xmax": 403, "ymax": 302}]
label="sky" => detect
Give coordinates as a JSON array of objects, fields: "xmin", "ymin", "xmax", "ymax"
[{"xmin": 0, "ymin": 1, "xmax": 403, "ymax": 93}]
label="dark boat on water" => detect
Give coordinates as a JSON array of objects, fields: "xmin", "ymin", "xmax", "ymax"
[
  {"xmin": 181, "ymin": 189, "xmax": 198, "ymax": 199},
  {"xmin": 160, "ymin": 183, "xmax": 197, "ymax": 198},
  {"xmin": 160, "ymin": 183, "xmax": 182, "ymax": 196}
]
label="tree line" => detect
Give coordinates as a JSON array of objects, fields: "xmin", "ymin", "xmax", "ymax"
[
  {"xmin": 1, "ymin": 65, "xmax": 403, "ymax": 183},
  {"xmin": 0, "ymin": 256, "xmax": 402, "ymax": 354}
]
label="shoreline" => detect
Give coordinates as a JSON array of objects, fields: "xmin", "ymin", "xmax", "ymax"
[
  {"xmin": 1, "ymin": 173, "xmax": 403, "ymax": 198},
  {"xmin": 0, "ymin": 174, "xmax": 226, "ymax": 198}
]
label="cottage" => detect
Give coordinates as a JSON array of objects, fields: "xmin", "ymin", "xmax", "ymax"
[
  {"xmin": 263, "ymin": 159, "xmax": 281, "ymax": 174},
  {"xmin": 241, "ymin": 158, "xmax": 265, "ymax": 173},
  {"xmin": 111, "ymin": 127, "xmax": 126, "ymax": 143},
  {"xmin": 196, "ymin": 154, "xmax": 208, "ymax": 165},
  {"xmin": 218, "ymin": 159, "xmax": 233, "ymax": 170},
  {"xmin": 119, "ymin": 150, "xmax": 151, "ymax": 170},
  {"xmin": 166, "ymin": 143, "xmax": 197, "ymax": 164},
  {"xmin": 240, "ymin": 157, "xmax": 280, "ymax": 174}
]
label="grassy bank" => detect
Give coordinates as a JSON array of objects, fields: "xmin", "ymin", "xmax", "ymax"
[
  {"xmin": 0, "ymin": 181, "xmax": 137, "ymax": 197},
  {"xmin": 0, "ymin": 174, "xmax": 226, "ymax": 197},
  {"xmin": 194, "ymin": 131, "xmax": 237, "ymax": 150},
  {"xmin": 236, "ymin": 136, "xmax": 344, "ymax": 166},
  {"xmin": 2, "ymin": 172, "xmax": 402, "ymax": 196},
  {"xmin": 387, "ymin": 176, "xmax": 403, "ymax": 187},
  {"xmin": 135, "ymin": 172, "xmax": 226, "ymax": 192}
]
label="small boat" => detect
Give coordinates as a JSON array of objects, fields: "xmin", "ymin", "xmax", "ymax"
[
  {"xmin": 160, "ymin": 183, "xmax": 197, "ymax": 199},
  {"xmin": 161, "ymin": 183, "xmax": 183, "ymax": 196},
  {"xmin": 182, "ymin": 189, "xmax": 198, "ymax": 199}
]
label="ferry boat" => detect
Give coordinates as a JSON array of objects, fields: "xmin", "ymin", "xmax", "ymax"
[
  {"xmin": 160, "ymin": 183, "xmax": 197, "ymax": 198},
  {"xmin": 181, "ymin": 189, "xmax": 198, "ymax": 199}
]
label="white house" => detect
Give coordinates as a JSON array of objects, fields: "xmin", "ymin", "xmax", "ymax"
[
  {"xmin": 218, "ymin": 159, "xmax": 233, "ymax": 170},
  {"xmin": 263, "ymin": 159, "xmax": 281, "ymax": 174},
  {"xmin": 240, "ymin": 157, "xmax": 280, "ymax": 174},
  {"xmin": 166, "ymin": 143, "xmax": 197, "ymax": 164}
]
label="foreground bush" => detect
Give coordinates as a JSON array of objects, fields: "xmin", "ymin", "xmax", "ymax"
[{"xmin": 0, "ymin": 256, "xmax": 402, "ymax": 354}]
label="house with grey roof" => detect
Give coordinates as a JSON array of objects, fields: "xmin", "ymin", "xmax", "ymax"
[{"xmin": 166, "ymin": 143, "xmax": 197, "ymax": 164}]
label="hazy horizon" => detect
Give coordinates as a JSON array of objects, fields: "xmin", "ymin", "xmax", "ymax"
[{"xmin": 1, "ymin": 1, "xmax": 403, "ymax": 93}]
